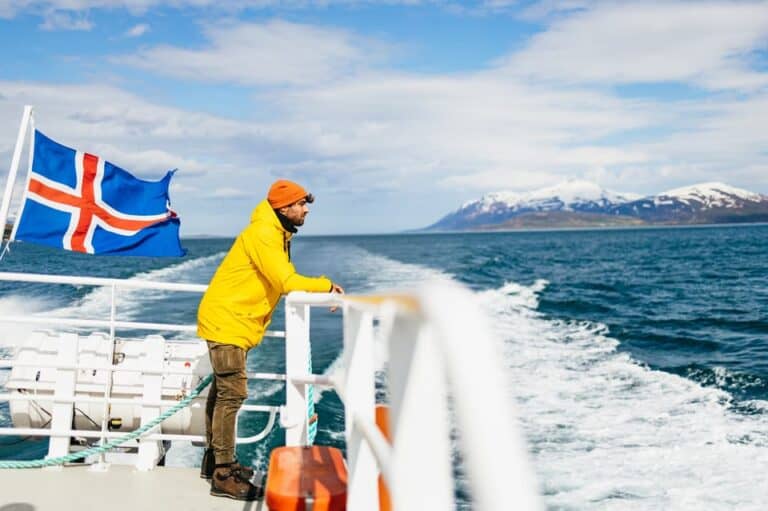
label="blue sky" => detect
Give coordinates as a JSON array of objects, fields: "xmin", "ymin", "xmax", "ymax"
[{"xmin": 1, "ymin": 1, "xmax": 767, "ymax": 235}]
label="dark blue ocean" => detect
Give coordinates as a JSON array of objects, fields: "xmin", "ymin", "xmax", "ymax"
[{"xmin": 1, "ymin": 225, "xmax": 767, "ymax": 510}]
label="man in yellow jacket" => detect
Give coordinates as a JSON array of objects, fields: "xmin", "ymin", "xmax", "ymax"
[{"xmin": 197, "ymin": 179, "xmax": 343, "ymax": 501}]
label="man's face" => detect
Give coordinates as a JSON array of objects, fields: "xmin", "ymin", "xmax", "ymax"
[{"xmin": 279, "ymin": 197, "xmax": 310, "ymax": 226}]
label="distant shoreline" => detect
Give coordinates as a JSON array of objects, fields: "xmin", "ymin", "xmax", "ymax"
[
  {"xmin": 182, "ymin": 221, "xmax": 768, "ymax": 240},
  {"xmin": 414, "ymin": 221, "xmax": 768, "ymax": 235}
]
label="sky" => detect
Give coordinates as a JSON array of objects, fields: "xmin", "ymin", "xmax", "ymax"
[{"xmin": 0, "ymin": 0, "xmax": 767, "ymax": 235}]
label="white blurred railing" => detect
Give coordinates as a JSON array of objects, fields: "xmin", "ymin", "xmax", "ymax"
[{"xmin": 284, "ymin": 283, "xmax": 543, "ymax": 511}]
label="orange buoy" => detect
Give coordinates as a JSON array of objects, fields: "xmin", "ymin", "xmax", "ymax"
[{"xmin": 266, "ymin": 445, "xmax": 348, "ymax": 511}]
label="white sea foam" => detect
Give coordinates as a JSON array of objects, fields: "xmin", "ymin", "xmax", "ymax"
[
  {"xmin": 47, "ymin": 252, "xmax": 226, "ymax": 323},
  {"xmin": 477, "ymin": 281, "xmax": 768, "ymax": 510},
  {"xmin": 0, "ymin": 294, "xmax": 58, "ymax": 353}
]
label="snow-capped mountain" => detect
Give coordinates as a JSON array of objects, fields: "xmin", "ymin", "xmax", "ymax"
[
  {"xmin": 658, "ymin": 182, "xmax": 763, "ymax": 207},
  {"xmin": 427, "ymin": 181, "xmax": 768, "ymax": 231},
  {"xmin": 461, "ymin": 180, "xmax": 641, "ymax": 212}
]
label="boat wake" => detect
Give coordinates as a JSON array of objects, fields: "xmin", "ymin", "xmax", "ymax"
[{"xmin": 478, "ymin": 280, "xmax": 768, "ymax": 510}]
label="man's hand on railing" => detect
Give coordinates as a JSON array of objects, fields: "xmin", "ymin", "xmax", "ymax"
[{"xmin": 329, "ymin": 283, "xmax": 344, "ymax": 313}]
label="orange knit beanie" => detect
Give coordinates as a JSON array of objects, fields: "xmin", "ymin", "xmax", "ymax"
[{"xmin": 267, "ymin": 179, "xmax": 312, "ymax": 209}]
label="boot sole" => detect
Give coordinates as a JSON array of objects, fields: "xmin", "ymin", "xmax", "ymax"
[{"xmin": 209, "ymin": 489, "xmax": 261, "ymax": 501}]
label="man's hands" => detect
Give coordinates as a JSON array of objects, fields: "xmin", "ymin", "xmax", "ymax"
[{"xmin": 330, "ymin": 282, "xmax": 344, "ymax": 312}]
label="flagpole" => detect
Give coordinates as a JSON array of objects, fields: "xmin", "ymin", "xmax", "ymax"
[
  {"xmin": 9, "ymin": 110, "xmax": 36, "ymax": 243},
  {"xmin": 0, "ymin": 105, "xmax": 33, "ymax": 242}
]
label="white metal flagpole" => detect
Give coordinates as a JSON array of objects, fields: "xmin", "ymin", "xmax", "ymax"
[
  {"xmin": 9, "ymin": 110, "xmax": 36, "ymax": 243},
  {"xmin": 0, "ymin": 105, "xmax": 34, "ymax": 242}
]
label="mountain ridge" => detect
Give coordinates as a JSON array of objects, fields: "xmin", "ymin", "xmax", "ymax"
[{"xmin": 426, "ymin": 181, "xmax": 768, "ymax": 231}]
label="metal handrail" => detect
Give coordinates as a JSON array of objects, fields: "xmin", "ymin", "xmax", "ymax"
[
  {"xmin": 0, "ymin": 316, "xmax": 285, "ymax": 337},
  {"xmin": 0, "ymin": 361, "xmax": 288, "ymax": 381},
  {"xmin": 0, "ymin": 271, "xmax": 207, "ymax": 291}
]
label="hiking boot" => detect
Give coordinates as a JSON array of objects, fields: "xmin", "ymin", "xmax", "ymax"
[
  {"xmin": 200, "ymin": 449, "xmax": 255, "ymax": 480},
  {"xmin": 230, "ymin": 462, "xmax": 256, "ymax": 481},
  {"xmin": 210, "ymin": 466, "xmax": 264, "ymax": 501}
]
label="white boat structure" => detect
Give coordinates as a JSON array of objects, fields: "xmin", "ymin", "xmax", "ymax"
[{"xmin": 0, "ymin": 106, "xmax": 542, "ymax": 510}]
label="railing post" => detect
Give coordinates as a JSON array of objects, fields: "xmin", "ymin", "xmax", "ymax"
[
  {"xmin": 343, "ymin": 308, "xmax": 379, "ymax": 510},
  {"xmin": 387, "ymin": 317, "xmax": 453, "ymax": 510},
  {"xmin": 93, "ymin": 283, "xmax": 118, "ymax": 470},
  {"xmin": 420, "ymin": 282, "xmax": 543, "ymax": 511},
  {"xmin": 283, "ymin": 298, "xmax": 311, "ymax": 446},
  {"xmin": 45, "ymin": 332, "xmax": 78, "ymax": 468},
  {"xmin": 137, "ymin": 335, "xmax": 165, "ymax": 470}
]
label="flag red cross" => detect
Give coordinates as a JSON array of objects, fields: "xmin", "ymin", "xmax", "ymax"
[{"xmin": 26, "ymin": 151, "xmax": 174, "ymax": 254}]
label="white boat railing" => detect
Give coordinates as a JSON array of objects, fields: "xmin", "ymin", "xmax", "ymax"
[{"xmin": 284, "ymin": 283, "xmax": 542, "ymax": 511}]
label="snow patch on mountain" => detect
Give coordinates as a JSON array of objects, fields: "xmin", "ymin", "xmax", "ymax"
[
  {"xmin": 657, "ymin": 182, "xmax": 764, "ymax": 209},
  {"xmin": 461, "ymin": 180, "xmax": 641, "ymax": 213}
]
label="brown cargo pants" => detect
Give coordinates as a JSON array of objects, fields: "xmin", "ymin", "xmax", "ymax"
[{"xmin": 205, "ymin": 341, "xmax": 248, "ymax": 466}]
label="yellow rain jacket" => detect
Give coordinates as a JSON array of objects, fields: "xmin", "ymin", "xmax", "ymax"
[{"xmin": 197, "ymin": 200, "xmax": 332, "ymax": 350}]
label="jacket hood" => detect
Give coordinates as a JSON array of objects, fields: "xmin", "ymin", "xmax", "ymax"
[{"xmin": 250, "ymin": 200, "xmax": 293, "ymax": 237}]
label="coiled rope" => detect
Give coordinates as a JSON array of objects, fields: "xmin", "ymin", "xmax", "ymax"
[{"xmin": 0, "ymin": 374, "xmax": 212, "ymax": 469}]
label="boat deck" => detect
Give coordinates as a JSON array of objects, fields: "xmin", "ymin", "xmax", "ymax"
[{"xmin": 0, "ymin": 465, "xmax": 266, "ymax": 511}]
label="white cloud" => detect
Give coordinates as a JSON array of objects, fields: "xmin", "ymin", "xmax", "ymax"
[
  {"xmin": 504, "ymin": 1, "xmax": 768, "ymax": 91},
  {"xmin": 117, "ymin": 20, "xmax": 387, "ymax": 86},
  {"xmin": 0, "ymin": 0, "xmax": 432, "ymax": 19},
  {"xmin": 0, "ymin": 81, "xmax": 258, "ymax": 185},
  {"xmin": 253, "ymin": 71, "xmax": 655, "ymax": 190},
  {"xmin": 440, "ymin": 168, "xmax": 565, "ymax": 192},
  {"xmin": 0, "ymin": 0, "xmax": 239, "ymax": 19},
  {"xmin": 124, "ymin": 22, "xmax": 149, "ymax": 37},
  {"xmin": 38, "ymin": 9, "xmax": 92, "ymax": 30},
  {"xmin": 211, "ymin": 187, "xmax": 252, "ymax": 199},
  {"xmin": 517, "ymin": 0, "xmax": 596, "ymax": 19},
  {"xmin": 87, "ymin": 145, "xmax": 208, "ymax": 178}
]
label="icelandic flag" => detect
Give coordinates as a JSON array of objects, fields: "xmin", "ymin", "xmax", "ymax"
[{"xmin": 14, "ymin": 130, "xmax": 185, "ymax": 256}]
